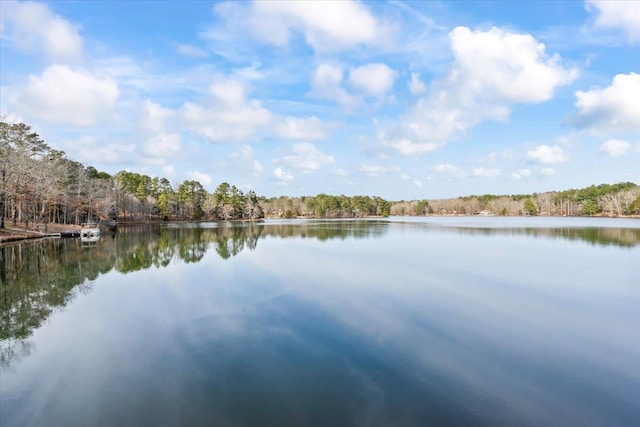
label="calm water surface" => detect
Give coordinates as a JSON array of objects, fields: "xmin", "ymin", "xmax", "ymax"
[{"xmin": 1, "ymin": 218, "xmax": 639, "ymax": 427}]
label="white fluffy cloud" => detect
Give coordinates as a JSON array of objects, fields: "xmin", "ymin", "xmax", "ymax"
[
  {"xmin": 145, "ymin": 87, "xmax": 329, "ymax": 146},
  {"xmin": 275, "ymin": 116, "xmax": 330, "ymax": 140},
  {"xmin": 384, "ymin": 26, "xmax": 577, "ymax": 155},
  {"xmin": 9, "ymin": 65, "xmax": 119, "ymax": 126},
  {"xmin": 311, "ymin": 64, "xmax": 357, "ymax": 108},
  {"xmin": 385, "ymin": 95, "xmax": 508, "ymax": 156},
  {"xmin": 449, "ymin": 26, "xmax": 578, "ymax": 104},
  {"xmin": 0, "ymin": 1, "xmax": 83, "ymax": 60},
  {"xmin": 143, "ymin": 133, "xmax": 182, "ymax": 159},
  {"xmin": 181, "ymin": 76, "xmax": 272, "ymax": 142},
  {"xmin": 85, "ymin": 143, "xmax": 136, "ymax": 164},
  {"xmin": 348, "ymin": 63, "xmax": 396, "ymax": 97},
  {"xmin": 586, "ymin": 0, "xmax": 640, "ymax": 43},
  {"xmin": 220, "ymin": 0, "xmax": 385, "ymax": 52},
  {"xmin": 510, "ymin": 169, "xmax": 531, "ymax": 180},
  {"xmin": 312, "ymin": 63, "xmax": 343, "ymax": 88},
  {"xmin": 273, "ymin": 167, "xmax": 293, "ymax": 184},
  {"xmin": 382, "ymin": 137, "xmax": 439, "ymax": 155},
  {"xmin": 599, "ymin": 139, "xmax": 631, "ymax": 156},
  {"xmin": 527, "ymin": 145, "xmax": 568, "ymax": 164},
  {"xmin": 209, "ymin": 78, "xmax": 248, "ymax": 108},
  {"xmin": 408, "ymin": 72, "xmax": 427, "ymax": 95},
  {"xmin": 572, "ymin": 73, "xmax": 640, "ymax": 131},
  {"xmin": 140, "ymin": 100, "xmax": 174, "ymax": 134},
  {"xmin": 541, "ymin": 168, "xmax": 556, "ymax": 176},
  {"xmin": 186, "ymin": 171, "xmax": 213, "ymax": 186},
  {"xmin": 277, "ymin": 143, "xmax": 335, "ymax": 173},
  {"xmin": 60, "ymin": 135, "xmax": 135, "ymax": 165}
]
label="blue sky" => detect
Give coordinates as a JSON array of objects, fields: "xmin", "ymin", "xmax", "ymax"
[{"xmin": 1, "ymin": 0, "xmax": 638, "ymax": 199}]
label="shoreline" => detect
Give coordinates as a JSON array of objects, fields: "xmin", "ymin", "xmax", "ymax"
[
  {"xmin": 1, "ymin": 214, "xmax": 638, "ymax": 245},
  {"xmin": 0, "ymin": 223, "xmax": 84, "ymax": 244}
]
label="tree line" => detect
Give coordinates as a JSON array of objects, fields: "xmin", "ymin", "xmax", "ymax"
[
  {"xmin": 257, "ymin": 182, "xmax": 640, "ymax": 218},
  {"xmin": 2, "ymin": 119, "xmax": 638, "ymax": 229},
  {"xmin": 0, "ymin": 120, "xmax": 264, "ymax": 228},
  {"xmin": 113, "ymin": 172, "xmax": 263, "ymax": 222},
  {"xmin": 261, "ymin": 194, "xmax": 393, "ymax": 218},
  {"xmin": 422, "ymin": 182, "xmax": 640, "ymax": 217}
]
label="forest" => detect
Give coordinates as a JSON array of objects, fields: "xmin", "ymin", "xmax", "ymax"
[{"xmin": 1, "ymin": 119, "xmax": 639, "ymax": 231}]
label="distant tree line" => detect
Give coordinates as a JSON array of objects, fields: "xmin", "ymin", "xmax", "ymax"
[
  {"xmin": 261, "ymin": 194, "xmax": 393, "ymax": 218},
  {"xmin": 259, "ymin": 182, "xmax": 640, "ymax": 218},
  {"xmin": 424, "ymin": 182, "xmax": 640, "ymax": 217},
  {"xmin": 2, "ymin": 119, "xmax": 638, "ymax": 229}
]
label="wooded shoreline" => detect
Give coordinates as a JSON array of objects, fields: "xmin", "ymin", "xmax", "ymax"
[
  {"xmin": 2, "ymin": 119, "xmax": 639, "ymax": 244},
  {"xmin": 2, "ymin": 214, "xmax": 639, "ymax": 245}
]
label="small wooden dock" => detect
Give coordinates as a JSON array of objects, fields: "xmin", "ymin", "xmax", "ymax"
[{"xmin": 0, "ymin": 226, "xmax": 82, "ymax": 243}]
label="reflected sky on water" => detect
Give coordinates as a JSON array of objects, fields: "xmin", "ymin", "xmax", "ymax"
[{"xmin": 1, "ymin": 218, "xmax": 639, "ymax": 427}]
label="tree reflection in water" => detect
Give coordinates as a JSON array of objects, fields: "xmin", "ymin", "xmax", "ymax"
[
  {"xmin": 444, "ymin": 226, "xmax": 640, "ymax": 248},
  {"xmin": 1, "ymin": 219, "xmax": 638, "ymax": 367},
  {"xmin": 0, "ymin": 220, "xmax": 388, "ymax": 366}
]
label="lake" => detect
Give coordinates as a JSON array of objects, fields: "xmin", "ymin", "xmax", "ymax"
[{"xmin": 1, "ymin": 217, "xmax": 639, "ymax": 427}]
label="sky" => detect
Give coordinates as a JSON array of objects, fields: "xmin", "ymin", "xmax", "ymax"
[{"xmin": 0, "ymin": 0, "xmax": 638, "ymax": 199}]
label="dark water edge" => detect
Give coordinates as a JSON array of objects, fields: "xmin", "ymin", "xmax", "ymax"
[{"xmin": 1, "ymin": 218, "xmax": 639, "ymax": 427}]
